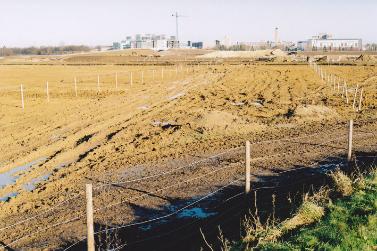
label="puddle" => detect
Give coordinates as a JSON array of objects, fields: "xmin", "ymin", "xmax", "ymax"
[
  {"xmin": 151, "ymin": 120, "xmax": 174, "ymax": 127},
  {"xmin": 0, "ymin": 157, "xmax": 46, "ymax": 189},
  {"xmin": 231, "ymin": 101, "xmax": 245, "ymax": 106},
  {"xmin": 138, "ymin": 105, "xmax": 149, "ymax": 110},
  {"xmin": 250, "ymin": 101, "xmax": 263, "ymax": 107},
  {"xmin": 0, "ymin": 192, "xmax": 19, "ymax": 202},
  {"xmin": 177, "ymin": 207, "xmax": 217, "ymax": 219},
  {"xmin": 316, "ymin": 163, "xmax": 343, "ymax": 174},
  {"xmin": 168, "ymin": 92, "xmax": 185, "ymax": 101},
  {"xmin": 23, "ymin": 173, "xmax": 51, "ymax": 191}
]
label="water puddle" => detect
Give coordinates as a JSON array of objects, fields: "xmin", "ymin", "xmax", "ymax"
[
  {"xmin": 0, "ymin": 157, "xmax": 46, "ymax": 189},
  {"xmin": 176, "ymin": 207, "xmax": 217, "ymax": 219},
  {"xmin": 138, "ymin": 105, "xmax": 149, "ymax": 110},
  {"xmin": 316, "ymin": 163, "xmax": 344, "ymax": 174},
  {"xmin": 0, "ymin": 192, "xmax": 19, "ymax": 202},
  {"xmin": 168, "ymin": 92, "xmax": 185, "ymax": 101},
  {"xmin": 23, "ymin": 173, "xmax": 51, "ymax": 191}
]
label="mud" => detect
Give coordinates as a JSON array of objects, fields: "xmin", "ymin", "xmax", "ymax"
[{"xmin": 0, "ymin": 61, "xmax": 376, "ymax": 249}]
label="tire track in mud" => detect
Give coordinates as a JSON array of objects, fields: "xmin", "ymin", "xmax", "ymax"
[
  {"xmin": 0, "ymin": 71, "xmax": 226, "ymax": 220},
  {"xmin": 1, "ymin": 71, "xmax": 222, "ymax": 168}
]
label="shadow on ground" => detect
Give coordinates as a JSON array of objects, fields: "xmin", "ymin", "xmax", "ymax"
[{"xmin": 64, "ymin": 151, "xmax": 376, "ymax": 251}]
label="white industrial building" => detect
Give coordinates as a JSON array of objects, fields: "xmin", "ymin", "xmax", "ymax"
[
  {"xmin": 298, "ymin": 33, "xmax": 362, "ymax": 51},
  {"xmin": 112, "ymin": 34, "xmax": 197, "ymax": 51}
]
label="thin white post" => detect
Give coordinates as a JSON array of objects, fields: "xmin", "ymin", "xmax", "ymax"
[
  {"xmin": 115, "ymin": 72, "xmax": 118, "ymax": 89},
  {"xmin": 141, "ymin": 71, "xmax": 144, "ymax": 84},
  {"xmin": 20, "ymin": 84, "xmax": 24, "ymax": 109},
  {"xmin": 358, "ymin": 88, "xmax": 363, "ymax": 111},
  {"xmin": 74, "ymin": 77, "xmax": 78, "ymax": 97},
  {"xmin": 86, "ymin": 184, "xmax": 95, "ymax": 251},
  {"xmin": 245, "ymin": 141, "xmax": 251, "ymax": 194},
  {"xmin": 161, "ymin": 68, "xmax": 164, "ymax": 81},
  {"xmin": 347, "ymin": 120, "xmax": 353, "ymax": 162},
  {"xmin": 345, "ymin": 84, "xmax": 349, "ymax": 104},
  {"xmin": 352, "ymin": 84, "xmax": 359, "ymax": 110},
  {"xmin": 341, "ymin": 82, "xmax": 345, "ymax": 98},
  {"xmin": 46, "ymin": 81, "xmax": 50, "ymax": 102},
  {"xmin": 97, "ymin": 75, "xmax": 100, "ymax": 92}
]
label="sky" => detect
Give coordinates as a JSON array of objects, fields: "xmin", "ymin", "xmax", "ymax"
[{"xmin": 0, "ymin": 0, "xmax": 376, "ymax": 47}]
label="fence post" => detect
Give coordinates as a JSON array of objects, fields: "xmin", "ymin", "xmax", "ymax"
[
  {"xmin": 347, "ymin": 120, "xmax": 353, "ymax": 162},
  {"xmin": 20, "ymin": 84, "xmax": 24, "ymax": 109},
  {"xmin": 352, "ymin": 84, "xmax": 359, "ymax": 110},
  {"xmin": 141, "ymin": 71, "xmax": 144, "ymax": 84},
  {"xmin": 86, "ymin": 184, "xmax": 95, "ymax": 251},
  {"xmin": 46, "ymin": 81, "xmax": 50, "ymax": 102},
  {"xmin": 245, "ymin": 141, "xmax": 251, "ymax": 194},
  {"xmin": 74, "ymin": 77, "xmax": 78, "ymax": 97},
  {"xmin": 97, "ymin": 75, "xmax": 100, "ymax": 92},
  {"xmin": 358, "ymin": 88, "xmax": 363, "ymax": 111},
  {"xmin": 161, "ymin": 68, "xmax": 164, "ymax": 81},
  {"xmin": 115, "ymin": 72, "xmax": 118, "ymax": 89}
]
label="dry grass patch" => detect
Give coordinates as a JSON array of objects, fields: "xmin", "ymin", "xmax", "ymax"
[{"xmin": 330, "ymin": 169, "xmax": 353, "ymax": 196}]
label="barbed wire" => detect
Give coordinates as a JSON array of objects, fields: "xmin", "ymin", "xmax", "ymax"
[
  {"xmin": 63, "ymin": 177, "xmax": 244, "ymax": 251},
  {"xmin": 0, "ymin": 127, "xmax": 371, "ymax": 236}
]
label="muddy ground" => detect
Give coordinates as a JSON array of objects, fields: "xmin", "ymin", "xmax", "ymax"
[{"xmin": 0, "ymin": 58, "xmax": 376, "ymax": 250}]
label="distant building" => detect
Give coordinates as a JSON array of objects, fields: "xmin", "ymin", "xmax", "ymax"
[
  {"xmin": 192, "ymin": 42, "xmax": 203, "ymax": 49},
  {"xmin": 112, "ymin": 42, "xmax": 120, "ymax": 50},
  {"xmin": 112, "ymin": 34, "xmax": 199, "ymax": 51},
  {"xmin": 298, "ymin": 33, "xmax": 362, "ymax": 51}
]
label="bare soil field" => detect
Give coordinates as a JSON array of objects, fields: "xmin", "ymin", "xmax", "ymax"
[{"xmin": 0, "ymin": 53, "xmax": 376, "ymax": 250}]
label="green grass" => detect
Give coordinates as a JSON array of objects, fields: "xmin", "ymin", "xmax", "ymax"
[{"xmin": 260, "ymin": 172, "xmax": 377, "ymax": 251}]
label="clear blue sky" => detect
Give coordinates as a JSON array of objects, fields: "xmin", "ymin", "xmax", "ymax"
[{"xmin": 1, "ymin": 0, "xmax": 376, "ymax": 47}]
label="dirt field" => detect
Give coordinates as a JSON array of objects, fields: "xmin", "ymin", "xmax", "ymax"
[{"xmin": 0, "ymin": 52, "xmax": 376, "ymax": 249}]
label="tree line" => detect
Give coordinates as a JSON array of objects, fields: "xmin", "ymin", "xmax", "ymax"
[{"xmin": 0, "ymin": 45, "xmax": 94, "ymax": 56}]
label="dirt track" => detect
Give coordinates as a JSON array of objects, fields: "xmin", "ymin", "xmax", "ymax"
[{"xmin": 0, "ymin": 61, "xmax": 376, "ymax": 249}]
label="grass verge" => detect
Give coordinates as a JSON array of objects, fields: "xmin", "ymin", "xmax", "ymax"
[
  {"xmin": 261, "ymin": 169, "xmax": 377, "ymax": 250},
  {"xmin": 228, "ymin": 168, "xmax": 377, "ymax": 251}
]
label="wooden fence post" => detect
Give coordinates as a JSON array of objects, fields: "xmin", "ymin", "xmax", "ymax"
[
  {"xmin": 74, "ymin": 77, "xmax": 78, "ymax": 97},
  {"xmin": 97, "ymin": 75, "xmax": 100, "ymax": 92},
  {"xmin": 348, "ymin": 120, "xmax": 353, "ymax": 162},
  {"xmin": 161, "ymin": 68, "xmax": 164, "ymax": 81},
  {"xmin": 141, "ymin": 71, "xmax": 144, "ymax": 84},
  {"xmin": 358, "ymin": 88, "xmax": 363, "ymax": 111},
  {"xmin": 115, "ymin": 72, "xmax": 118, "ymax": 89},
  {"xmin": 352, "ymin": 84, "xmax": 359, "ymax": 110},
  {"xmin": 245, "ymin": 141, "xmax": 251, "ymax": 194},
  {"xmin": 86, "ymin": 184, "xmax": 95, "ymax": 251},
  {"xmin": 337, "ymin": 80, "xmax": 340, "ymax": 93},
  {"xmin": 20, "ymin": 84, "xmax": 24, "ymax": 109},
  {"xmin": 46, "ymin": 81, "xmax": 50, "ymax": 102}
]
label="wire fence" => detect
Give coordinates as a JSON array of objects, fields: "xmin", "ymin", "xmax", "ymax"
[
  {"xmin": 0, "ymin": 120, "xmax": 375, "ymax": 250},
  {"xmin": 0, "ymin": 62, "xmax": 376, "ymax": 250}
]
